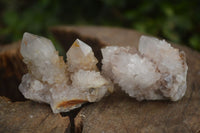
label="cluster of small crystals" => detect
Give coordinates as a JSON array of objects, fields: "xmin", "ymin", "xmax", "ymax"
[
  {"xmin": 19, "ymin": 33, "xmax": 113, "ymax": 113},
  {"xmin": 101, "ymin": 36, "xmax": 188, "ymax": 101}
]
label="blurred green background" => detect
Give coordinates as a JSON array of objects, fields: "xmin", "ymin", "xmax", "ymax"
[{"xmin": 0, "ymin": 0, "xmax": 200, "ymax": 51}]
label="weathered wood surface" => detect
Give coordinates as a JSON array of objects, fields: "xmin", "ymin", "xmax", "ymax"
[
  {"xmin": 51, "ymin": 26, "xmax": 200, "ymax": 133},
  {"xmin": 0, "ymin": 42, "xmax": 26, "ymax": 101},
  {"xmin": 0, "ymin": 96, "xmax": 70, "ymax": 133}
]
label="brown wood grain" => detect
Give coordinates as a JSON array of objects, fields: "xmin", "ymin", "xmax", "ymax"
[
  {"xmin": 0, "ymin": 96, "xmax": 70, "ymax": 133},
  {"xmin": 51, "ymin": 26, "xmax": 200, "ymax": 133},
  {"xmin": 0, "ymin": 41, "xmax": 26, "ymax": 101}
]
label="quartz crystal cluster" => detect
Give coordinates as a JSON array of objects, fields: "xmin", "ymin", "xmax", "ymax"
[
  {"xmin": 19, "ymin": 32, "xmax": 188, "ymax": 113},
  {"xmin": 101, "ymin": 36, "xmax": 188, "ymax": 101},
  {"xmin": 19, "ymin": 33, "xmax": 113, "ymax": 113}
]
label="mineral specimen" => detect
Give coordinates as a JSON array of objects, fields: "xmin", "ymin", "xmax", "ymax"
[
  {"xmin": 67, "ymin": 39, "xmax": 98, "ymax": 72},
  {"xmin": 19, "ymin": 33, "xmax": 113, "ymax": 113},
  {"xmin": 101, "ymin": 35, "xmax": 188, "ymax": 101}
]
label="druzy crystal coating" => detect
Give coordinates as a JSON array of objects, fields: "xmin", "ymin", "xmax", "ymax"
[{"xmin": 101, "ymin": 36, "xmax": 188, "ymax": 101}]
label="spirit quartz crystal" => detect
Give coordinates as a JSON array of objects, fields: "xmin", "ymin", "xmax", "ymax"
[
  {"xmin": 19, "ymin": 33, "xmax": 113, "ymax": 113},
  {"xmin": 101, "ymin": 36, "xmax": 188, "ymax": 101},
  {"xmin": 19, "ymin": 33, "xmax": 188, "ymax": 113}
]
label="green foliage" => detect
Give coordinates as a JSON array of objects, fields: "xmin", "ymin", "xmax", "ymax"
[{"xmin": 0, "ymin": 0, "xmax": 200, "ymax": 51}]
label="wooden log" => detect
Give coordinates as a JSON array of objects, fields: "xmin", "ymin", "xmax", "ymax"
[
  {"xmin": 0, "ymin": 96, "xmax": 70, "ymax": 133},
  {"xmin": 0, "ymin": 41, "xmax": 26, "ymax": 101},
  {"xmin": 51, "ymin": 26, "xmax": 200, "ymax": 133}
]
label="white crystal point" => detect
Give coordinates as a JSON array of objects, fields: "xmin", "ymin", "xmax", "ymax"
[
  {"xmin": 101, "ymin": 35, "xmax": 188, "ymax": 101},
  {"xmin": 67, "ymin": 39, "xmax": 98, "ymax": 72},
  {"xmin": 20, "ymin": 32, "xmax": 68, "ymax": 85},
  {"xmin": 19, "ymin": 32, "xmax": 68, "ymax": 106},
  {"xmin": 21, "ymin": 32, "xmax": 56, "ymax": 63},
  {"xmin": 139, "ymin": 35, "xmax": 188, "ymax": 101},
  {"xmin": 19, "ymin": 33, "xmax": 113, "ymax": 113}
]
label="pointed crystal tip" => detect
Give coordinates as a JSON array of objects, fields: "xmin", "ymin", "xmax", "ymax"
[
  {"xmin": 72, "ymin": 39, "xmax": 92, "ymax": 56},
  {"xmin": 67, "ymin": 39, "xmax": 98, "ymax": 72},
  {"xmin": 22, "ymin": 32, "xmax": 37, "ymax": 45}
]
